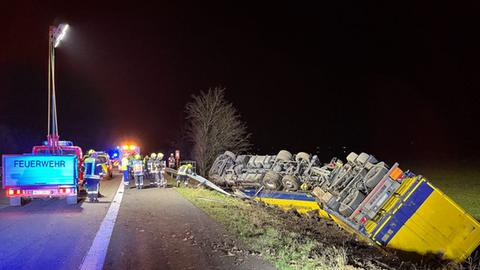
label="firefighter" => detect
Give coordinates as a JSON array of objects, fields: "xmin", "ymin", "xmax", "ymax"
[
  {"xmin": 121, "ymin": 155, "xmax": 130, "ymax": 186},
  {"xmin": 176, "ymin": 163, "xmax": 193, "ymax": 187},
  {"xmin": 83, "ymin": 149, "xmax": 95, "ymax": 160},
  {"xmin": 132, "ymin": 154, "xmax": 144, "ymax": 189},
  {"xmin": 84, "ymin": 152, "xmax": 106, "ymax": 202},
  {"xmin": 157, "ymin": 152, "xmax": 166, "ymax": 188},
  {"xmin": 143, "ymin": 155, "xmax": 150, "ymax": 179},
  {"xmin": 148, "ymin": 153, "xmax": 158, "ymax": 187}
]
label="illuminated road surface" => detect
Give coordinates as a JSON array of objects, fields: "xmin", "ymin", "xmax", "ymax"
[
  {"xmin": 0, "ymin": 174, "xmax": 275, "ymax": 270},
  {"xmin": 0, "ymin": 175, "xmax": 121, "ymax": 270}
]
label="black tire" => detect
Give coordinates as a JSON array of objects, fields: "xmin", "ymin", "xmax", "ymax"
[
  {"xmin": 282, "ymin": 175, "xmax": 300, "ymax": 191},
  {"xmin": 263, "ymin": 171, "xmax": 282, "ymax": 190}
]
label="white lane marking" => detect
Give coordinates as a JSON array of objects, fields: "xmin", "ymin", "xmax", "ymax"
[{"xmin": 79, "ymin": 181, "xmax": 125, "ymax": 270}]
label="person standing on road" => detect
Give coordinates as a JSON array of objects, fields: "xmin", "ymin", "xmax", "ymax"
[
  {"xmin": 176, "ymin": 163, "xmax": 193, "ymax": 187},
  {"xmin": 132, "ymin": 154, "xmax": 145, "ymax": 189},
  {"xmin": 121, "ymin": 156, "xmax": 130, "ymax": 186},
  {"xmin": 148, "ymin": 153, "xmax": 158, "ymax": 187},
  {"xmin": 84, "ymin": 152, "xmax": 106, "ymax": 202},
  {"xmin": 157, "ymin": 152, "xmax": 167, "ymax": 188},
  {"xmin": 143, "ymin": 155, "xmax": 151, "ymax": 180}
]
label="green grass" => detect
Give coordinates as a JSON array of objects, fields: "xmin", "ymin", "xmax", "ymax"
[
  {"xmin": 176, "ymin": 187, "xmax": 352, "ymax": 270},
  {"xmin": 405, "ymin": 164, "xmax": 480, "ymax": 220}
]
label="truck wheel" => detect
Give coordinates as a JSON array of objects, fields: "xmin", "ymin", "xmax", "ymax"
[
  {"xmin": 66, "ymin": 195, "xmax": 78, "ymax": 205},
  {"xmin": 9, "ymin": 197, "xmax": 21, "ymax": 206},
  {"xmin": 295, "ymin": 152, "xmax": 311, "ymax": 163},
  {"xmin": 235, "ymin": 155, "xmax": 250, "ymax": 165},
  {"xmin": 364, "ymin": 162, "xmax": 388, "ymax": 189},
  {"xmin": 346, "ymin": 152, "xmax": 358, "ymax": 164},
  {"xmin": 355, "ymin": 152, "xmax": 370, "ymax": 165},
  {"xmin": 282, "ymin": 175, "xmax": 300, "ymax": 191},
  {"xmin": 276, "ymin": 150, "xmax": 292, "ymax": 162},
  {"xmin": 339, "ymin": 190, "xmax": 365, "ymax": 217},
  {"xmin": 224, "ymin": 151, "xmax": 236, "ymax": 160},
  {"xmin": 263, "ymin": 171, "xmax": 282, "ymax": 190}
]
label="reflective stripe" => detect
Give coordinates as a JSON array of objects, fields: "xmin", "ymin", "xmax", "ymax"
[{"xmin": 121, "ymin": 158, "xmax": 128, "ymax": 171}]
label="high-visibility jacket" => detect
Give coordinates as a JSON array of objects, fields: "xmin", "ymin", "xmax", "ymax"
[
  {"xmin": 121, "ymin": 157, "xmax": 129, "ymax": 171},
  {"xmin": 131, "ymin": 159, "xmax": 144, "ymax": 176},
  {"xmin": 84, "ymin": 157, "xmax": 106, "ymax": 179},
  {"xmin": 177, "ymin": 165, "xmax": 192, "ymax": 176},
  {"xmin": 148, "ymin": 159, "xmax": 161, "ymax": 173}
]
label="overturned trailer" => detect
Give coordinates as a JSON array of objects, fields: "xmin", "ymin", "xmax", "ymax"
[
  {"xmin": 209, "ymin": 150, "xmax": 480, "ymax": 263},
  {"xmin": 209, "ymin": 150, "xmax": 338, "ymax": 191}
]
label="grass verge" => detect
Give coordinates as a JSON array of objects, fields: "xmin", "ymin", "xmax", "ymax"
[
  {"xmin": 176, "ymin": 187, "xmax": 354, "ymax": 270},
  {"xmin": 176, "ymin": 186, "xmax": 479, "ymax": 270},
  {"xmin": 405, "ymin": 164, "xmax": 480, "ymax": 220}
]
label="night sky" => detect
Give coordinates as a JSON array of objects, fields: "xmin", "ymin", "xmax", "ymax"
[{"xmin": 1, "ymin": 1, "xmax": 480, "ymax": 165}]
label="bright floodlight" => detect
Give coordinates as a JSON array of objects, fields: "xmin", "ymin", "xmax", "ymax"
[{"xmin": 53, "ymin": 23, "xmax": 69, "ymax": 48}]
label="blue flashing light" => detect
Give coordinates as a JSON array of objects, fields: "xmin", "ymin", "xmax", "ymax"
[{"xmin": 42, "ymin": 141, "xmax": 74, "ymax": 147}]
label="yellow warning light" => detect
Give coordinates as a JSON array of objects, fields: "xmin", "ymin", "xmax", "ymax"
[
  {"xmin": 129, "ymin": 145, "xmax": 136, "ymax": 150},
  {"xmin": 122, "ymin": 145, "xmax": 129, "ymax": 150}
]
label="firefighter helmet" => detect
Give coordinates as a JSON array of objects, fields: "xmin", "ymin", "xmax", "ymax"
[
  {"xmin": 151, "ymin": 153, "xmax": 157, "ymax": 158},
  {"xmin": 157, "ymin": 152, "xmax": 164, "ymax": 160},
  {"xmin": 87, "ymin": 149, "xmax": 95, "ymax": 155},
  {"xmin": 135, "ymin": 154, "xmax": 141, "ymax": 160}
]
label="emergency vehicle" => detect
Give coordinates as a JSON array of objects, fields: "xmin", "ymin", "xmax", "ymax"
[
  {"xmin": 2, "ymin": 23, "xmax": 82, "ymax": 206},
  {"xmin": 3, "ymin": 152, "xmax": 79, "ymax": 206},
  {"xmin": 117, "ymin": 145, "xmax": 141, "ymax": 159}
]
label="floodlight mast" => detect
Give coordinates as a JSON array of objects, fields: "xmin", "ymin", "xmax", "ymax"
[{"xmin": 47, "ymin": 23, "xmax": 68, "ymax": 151}]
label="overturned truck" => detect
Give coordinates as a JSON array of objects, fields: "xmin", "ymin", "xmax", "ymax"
[
  {"xmin": 209, "ymin": 150, "xmax": 480, "ymax": 263},
  {"xmin": 209, "ymin": 150, "xmax": 338, "ymax": 191}
]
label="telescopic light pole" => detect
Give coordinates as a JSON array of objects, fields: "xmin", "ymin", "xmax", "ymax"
[{"xmin": 47, "ymin": 23, "xmax": 69, "ymax": 150}]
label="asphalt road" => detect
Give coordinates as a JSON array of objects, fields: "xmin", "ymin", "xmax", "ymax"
[
  {"xmin": 0, "ymin": 173, "xmax": 275, "ymax": 270},
  {"xmin": 0, "ymin": 174, "xmax": 120, "ymax": 270}
]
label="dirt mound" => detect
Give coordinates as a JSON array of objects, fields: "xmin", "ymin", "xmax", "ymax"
[{"xmin": 249, "ymin": 200, "xmax": 472, "ymax": 270}]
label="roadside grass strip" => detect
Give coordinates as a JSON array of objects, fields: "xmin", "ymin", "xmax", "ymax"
[
  {"xmin": 176, "ymin": 187, "xmax": 352, "ymax": 270},
  {"xmin": 417, "ymin": 166, "xmax": 480, "ymax": 220},
  {"xmin": 79, "ymin": 182, "xmax": 125, "ymax": 270}
]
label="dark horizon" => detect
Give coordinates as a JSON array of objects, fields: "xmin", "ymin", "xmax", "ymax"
[{"xmin": 2, "ymin": 1, "xmax": 480, "ymax": 166}]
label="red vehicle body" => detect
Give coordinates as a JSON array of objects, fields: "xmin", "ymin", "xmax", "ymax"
[{"xmin": 32, "ymin": 144, "xmax": 84, "ymax": 184}]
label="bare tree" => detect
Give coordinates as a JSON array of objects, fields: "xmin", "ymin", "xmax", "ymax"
[{"xmin": 185, "ymin": 87, "xmax": 251, "ymax": 176}]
